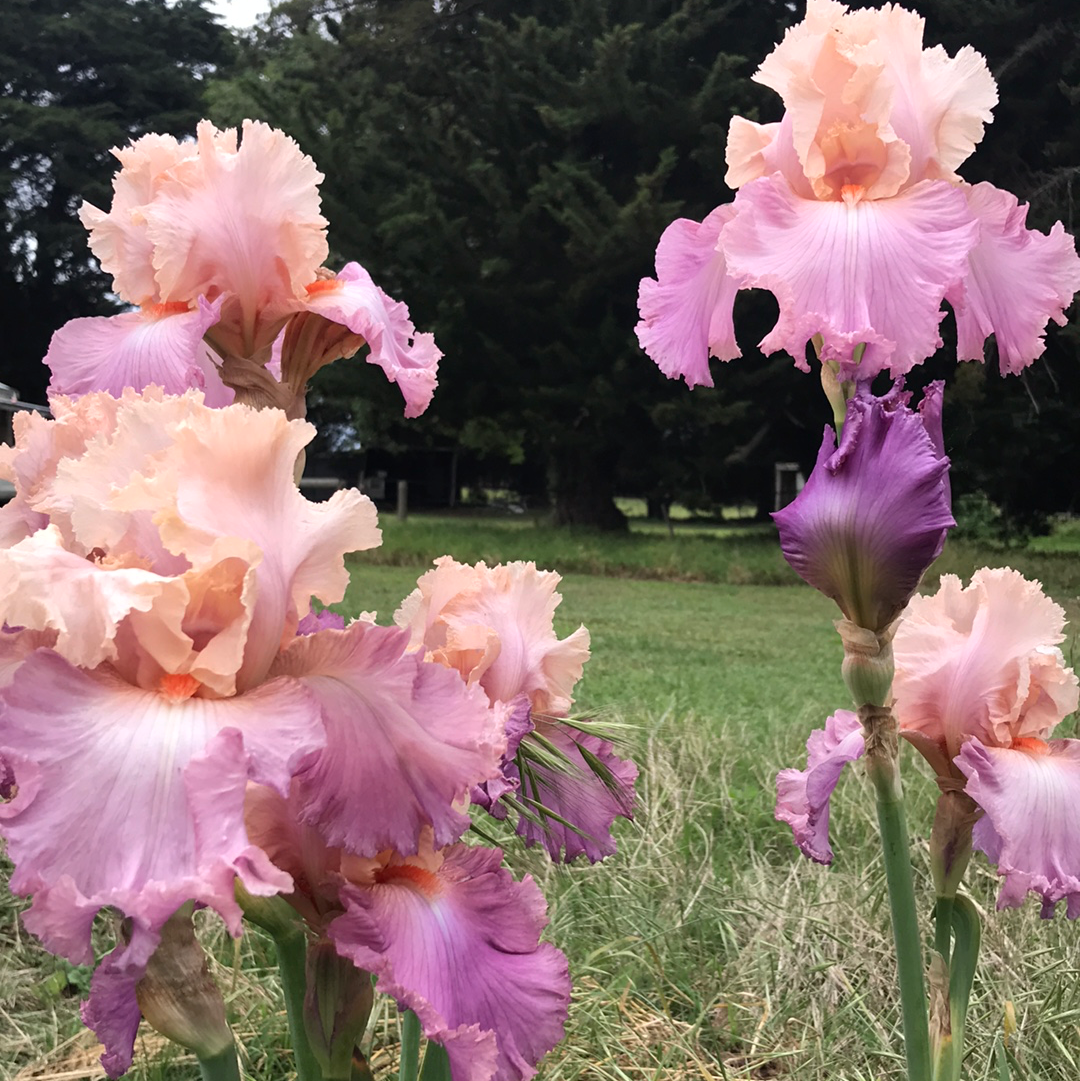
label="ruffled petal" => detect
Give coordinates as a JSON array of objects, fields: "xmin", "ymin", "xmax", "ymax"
[
  {"xmin": 752, "ymin": 0, "xmax": 996, "ymax": 195},
  {"xmin": 892, "ymin": 568, "xmax": 1079, "ymax": 762},
  {"xmin": 396, "ymin": 558, "xmax": 590, "ymax": 716},
  {"xmin": 80, "ymin": 395, "xmax": 381, "ymax": 688},
  {"xmin": 471, "ymin": 695, "xmax": 534, "ymax": 811},
  {"xmin": 775, "ymin": 709, "xmax": 865, "ymax": 864},
  {"xmin": 79, "ymin": 131, "xmax": 202, "ymax": 306},
  {"xmin": 512, "ymin": 724, "xmax": 637, "ymax": 864},
  {"xmin": 946, "ymin": 182, "xmax": 1080, "ymax": 374},
  {"xmin": 0, "ymin": 652, "xmax": 318, "ymax": 963},
  {"xmin": 721, "ymin": 175, "xmax": 978, "ymax": 377},
  {"xmin": 0, "ymin": 525, "xmax": 178, "ymax": 669},
  {"xmin": 0, "ymin": 395, "xmax": 124, "ymax": 548},
  {"xmin": 274, "ymin": 622, "xmax": 503, "ymax": 856},
  {"xmin": 145, "ymin": 120, "xmax": 328, "ymax": 347},
  {"xmin": 635, "ymin": 205, "xmax": 743, "ymax": 387},
  {"xmin": 773, "ymin": 381, "xmax": 952, "ymax": 632},
  {"xmin": 80, "ymin": 926, "xmax": 159, "ymax": 1078},
  {"xmin": 957, "ymin": 739, "xmax": 1080, "ymax": 918},
  {"xmin": 44, "ymin": 297, "xmax": 231, "ymax": 403},
  {"xmin": 300, "ymin": 263, "xmax": 441, "ymax": 418},
  {"xmin": 330, "ymin": 843, "xmax": 570, "ymax": 1081}
]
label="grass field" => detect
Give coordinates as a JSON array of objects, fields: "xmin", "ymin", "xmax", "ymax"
[{"xmin": 3, "ymin": 513, "xmax": 1080, "ymax": 1081}]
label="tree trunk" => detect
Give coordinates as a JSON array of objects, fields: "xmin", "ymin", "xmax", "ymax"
[{"xmin": 549, "ymin": 452, "xmax": 628, "ymax": 532}]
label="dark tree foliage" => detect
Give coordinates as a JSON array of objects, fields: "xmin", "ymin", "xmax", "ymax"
[
  {"xmin": 906, "ymin": 0, "xmax": 1080, "ymax": 534},
  {"xmin": 0, "ymin": 0, "xmax": 234, "ymax": 402},
  {"xmin": 212, "ymin": 0, "xmax": 823, "ymax": 527},
  {"xmin": 213, "ymin": 0, "xmax": 1080, "ymax": 529}
]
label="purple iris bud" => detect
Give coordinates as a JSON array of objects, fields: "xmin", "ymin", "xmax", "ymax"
[{"xmin": 773, "ymin": 381, "xmax": 954, "ymax": 633}]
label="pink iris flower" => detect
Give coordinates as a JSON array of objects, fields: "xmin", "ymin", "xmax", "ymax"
[
  {"xmin": 45, "ymin": 120, "xmax": 440, "ymax": 418},
  {"xmin": 637, "ymin": 0, "xmax": 1080, "ymax": 384},
  {"xmin": 776, "ymin": 568, "xmax": 1080, "ymax": 917},
  {"xmin": 0, "ymin": 391, "xmax": 500, "ymax": 1075},
  {"xmin": 245, "ymin": 788, "xmax": 571, "ymax": 1081},
  {"xmin": 396, "ymin": 557, "xmax": 637, "ymax": 863}
]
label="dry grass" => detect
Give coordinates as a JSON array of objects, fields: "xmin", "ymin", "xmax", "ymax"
[{"xmin": 4, "ymin": 534, "xmax": 1080, "ymax": 1079}]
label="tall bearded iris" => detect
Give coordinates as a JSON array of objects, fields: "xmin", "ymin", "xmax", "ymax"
[
  {"xmin": 0, "ymin": 391, "xmax": 501, "ymax": 1076},
  {"xmin": 636, "ymin": 0, "xmax": 1080, "ymax": 384}
]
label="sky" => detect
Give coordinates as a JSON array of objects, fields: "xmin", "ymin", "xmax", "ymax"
[{"xmin": 207, "ymin": 0, "xmax": 273, "ymax": 29}]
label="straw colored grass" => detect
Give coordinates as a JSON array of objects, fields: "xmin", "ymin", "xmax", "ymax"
[{"xmin": 3, "ymin": 523, "xmax": 1080, "ymax": 1080}]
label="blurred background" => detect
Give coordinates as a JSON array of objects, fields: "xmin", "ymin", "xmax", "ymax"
[{"xmin": 3, "ymin": 0, "xmax": 1078, "ymax": 536}]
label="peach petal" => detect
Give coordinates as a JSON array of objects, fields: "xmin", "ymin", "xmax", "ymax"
[
  {"xmin": 396, "ymin": 558, "xmax": 590, "ymax": 716},
  {"xmin": 893, "ymin": 568, "xmax": 1079, "ymax": 763}
]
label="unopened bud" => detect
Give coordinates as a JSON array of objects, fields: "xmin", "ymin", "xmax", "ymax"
[
  {"xmin": 304, "ymin": 939, "xmax": 374, "ymax": 1078},
  {"xmin": 235, "ymin": 880, "xmax": 306, "ymax": 937},
  {"xmin": 135, "ymin": 905, "xmax": 233, "ymax": 1059}
]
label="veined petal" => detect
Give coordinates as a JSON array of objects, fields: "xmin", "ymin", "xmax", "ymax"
[
  {"xmin": 274, "ymin": 622, "xmax": 503, "ymax": 856},
  {"xmin": 635, "ymin": 205, "xmax": 743, "ymax": 387},
  {"xmin": 947, "ymin": 182, "xmax": 1080, "ymax": 374},
  {"xmin": 892, "ymin": 568, "xmax": 1078, "ymax": 762},
  {"xmin": 0, "ymin": 652, "xmax": 320, "ymax": 963},
  {"xmin": 44, "ymin": 297, "xmax": 230, "ymax": 403},
  {"xmin": 957, "ymin": 739, "xmax": 1080, "ymax": 917},
  {"xmin": 146, "ymin": 120, "xmax": 328, "ymax": 344},
  {"xmin": 773, "ymin": 382, "xmax": 952, "ymax": 632},
  {"xmin": 330, "ymin": 843, "xmax": 570, "ymax": 1081},
  {"xmin": 300, "ymin": 263, "xmax": 441, "ymax": 418},
  {"xmin": 775, "ymin": 709, "xmax": 865, "ymax": 864},
  {"xmin": 721, "ymin": 175, "xmax": 978, "ymax": 377}
]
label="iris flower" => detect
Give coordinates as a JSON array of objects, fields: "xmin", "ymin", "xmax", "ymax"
[
  {"xmin": 776, "ymin": 568, "xmax": 1080, "ymax": 917},
  {"xmin": 245, "ymin": 789, "xmax": 571, "ymax": 1081},
  {"xmin": 637, "ymin": 0, "xmax": 1080, "ymax": 384},
  {"xmin": 396, "ymin": 557, "xmax": 637, "ymax": 863},
  {"xmin": 45, "ymin": 121, "xmax": 440, "ymax": 418},
  {"xmin": 773, "ymin": 380, "xmax": 953, "ymax": 634},
  {"xmin": 0, "ymin": 391, "xmax": 500, "ymax": 1075}
]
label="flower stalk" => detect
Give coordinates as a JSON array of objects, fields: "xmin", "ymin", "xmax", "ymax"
[
  {"xmin": 861, "ymin": 704, "xmax": 931, "ymax": 1081},
  {"xmin": 197, "ymin": 1046, "xmax": 243, "ymax": 1081},
  {"xmin": 273, "ymin": 927, "xmax": 325, "ymax": 1081}
]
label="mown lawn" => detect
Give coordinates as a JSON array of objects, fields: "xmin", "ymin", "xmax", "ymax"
[{"xmin": 3, "ymin": 515, "xmax": 1080, "ymax": 1080}]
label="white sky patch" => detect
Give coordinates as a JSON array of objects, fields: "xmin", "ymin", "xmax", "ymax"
[{"xmin": 208, "ymin": 0, "xmax": 273, "ymax": 29}]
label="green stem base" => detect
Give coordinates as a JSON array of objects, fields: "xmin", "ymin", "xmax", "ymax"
[
  {"xmin": 867, "ymin": 751, "xmax": 931, "ymax": 1081},
  {"xmin": 198, "ymin": 1044, "xmax": 242, "ymax": 1081}
]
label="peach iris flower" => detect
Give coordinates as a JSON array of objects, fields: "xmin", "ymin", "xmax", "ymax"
[
  {"xmin": 396, "ymin": 557, "xmax": 637, "ymax": 862},
  {"xmin": 45, "ymin": 121, "xmax": 440, "ymax": 418},
  {"xmin": 637, "ymin": 0, "xmax": 1080, "ymax": 385}
]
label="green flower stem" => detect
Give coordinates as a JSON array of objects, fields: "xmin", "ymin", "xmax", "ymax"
[
  {"xmin": 399, "ymin": 1009, "xmax": 423, "ymax": 1081},
  {"xmin": 273, "ymin": 929, "xmax": 324, "ymax": 1081},
  {"xmin": 865, "ymin": 744, "xmax": 931, "ymax": 1081},
  {"xmin": 197, "ymin": 1044, "xmax": 242, "ymax": 1081}
]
